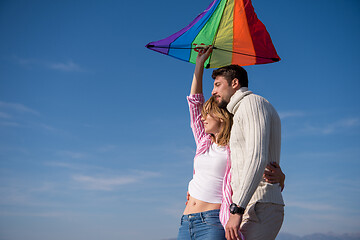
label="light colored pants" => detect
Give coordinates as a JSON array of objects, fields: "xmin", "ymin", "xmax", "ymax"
[{"xmin": 240, "ymin": 202, "xmax": 284, "ymax": 240}]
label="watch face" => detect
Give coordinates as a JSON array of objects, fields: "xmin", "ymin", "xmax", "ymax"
[
  {"xmin": 229, "ymin": 203, "xmax": 244, "ymax": 214},
  {"xmin": 229, "ymin": 203, "xmax": 236, "ymax": 213}
]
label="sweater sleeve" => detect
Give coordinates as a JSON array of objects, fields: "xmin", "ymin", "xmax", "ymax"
[
  {"xmin": 187, "ymin": 94, "xmax": 206, "ymax": 146},
  {"xmin": 233, "ymin": 97, "xmax": 271, "ymax": 208}
]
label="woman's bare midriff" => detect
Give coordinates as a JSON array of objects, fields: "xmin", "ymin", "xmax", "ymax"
[{"xmin": 183, "ymin": 195, "xmax": 221, "ymax": 215}]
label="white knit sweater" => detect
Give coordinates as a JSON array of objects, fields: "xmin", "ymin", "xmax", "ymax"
[{"xmin": 227, "ymin": 88, "xmax": 284, "ymax": 208}]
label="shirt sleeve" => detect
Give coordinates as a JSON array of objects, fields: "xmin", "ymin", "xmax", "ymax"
[
  {"xmin": 187, "ymin": 94, "xmax": 206, "ymax": 146},
  {"xmin": 234, "ymin": 98, "xmax": 271, "ymax": 208}
]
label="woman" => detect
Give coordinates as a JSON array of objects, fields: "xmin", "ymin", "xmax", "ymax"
[{"xmin": 177, "ymin": 47, "xmax": 285, "ymax": 240}]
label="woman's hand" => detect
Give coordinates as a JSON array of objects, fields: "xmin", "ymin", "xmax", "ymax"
[
  {"xmin": 196, "ymin": 46, "xmax": 213, "ymax": 66},
  {"xmin": 263, "ymin": 162, "xmax": 285, "ymax": 191},
  {"xmin": 185, "ymin": 191, "xmax": 190, "ymax": 205}
]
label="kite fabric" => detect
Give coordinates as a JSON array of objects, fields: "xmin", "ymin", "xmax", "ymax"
[{"xmin": 145, "ymin": 0, "xmax": 280, "ymax": 68}]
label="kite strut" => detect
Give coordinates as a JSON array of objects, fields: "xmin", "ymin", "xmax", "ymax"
[{"xmin": 146, "ymin": 45, "xmax": 280, "ymax": 62}]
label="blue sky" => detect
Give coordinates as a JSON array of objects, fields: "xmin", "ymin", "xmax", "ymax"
[{"xmin": 0, "ymin": 0, "xmax": 359, "ymax": 239}]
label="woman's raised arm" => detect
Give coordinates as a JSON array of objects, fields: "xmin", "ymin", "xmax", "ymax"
[{"xmin": 190, "ymin": 47, "xmax": 213, "ymax": 95}]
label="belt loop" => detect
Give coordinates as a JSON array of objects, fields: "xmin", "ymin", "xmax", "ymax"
[{"xmin": 200, "ymin": 212, "xmax": 205, "ymax": 222}]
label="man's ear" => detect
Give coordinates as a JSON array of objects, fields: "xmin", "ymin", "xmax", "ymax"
[{"xmin": 231, "ymin": 78, "xmax": 241, "ymax": 89}]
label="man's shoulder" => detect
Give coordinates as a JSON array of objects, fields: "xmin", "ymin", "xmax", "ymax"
[
  {"xmin": 238, "ymin": 93, "xmax": 269, "ymax": 105},
  {"xmin": 235, "ymin": 93, "xmax": 277, "ymax": 116}
]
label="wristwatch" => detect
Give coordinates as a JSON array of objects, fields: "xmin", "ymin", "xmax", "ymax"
[{"xmin": 229, "ymin": 203, "xmax": 245, "ymax": 215}]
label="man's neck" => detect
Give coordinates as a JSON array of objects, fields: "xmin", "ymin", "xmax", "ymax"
[{"xmin": 238, "ymin": 87, "xmax": 248, "ymax": 92}]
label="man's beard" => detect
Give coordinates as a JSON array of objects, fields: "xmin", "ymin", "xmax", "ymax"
[{"xmin": 217, "ymin": 99, "xmax": 228, "ymax": 109}]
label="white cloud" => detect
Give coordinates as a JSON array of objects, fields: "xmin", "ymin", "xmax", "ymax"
[
  {"xmin": 57, "ymin": 150, "xmax": 90, "ymax": 159},
  {"xmin": 278, "ymin": 108, "xmax": 360, "ymax": 136},
  {"xmin": 73, "ymin": 175, "xmax": 138, "ymax": 191},
  {"xmin": 97, "ymin": 145, "xmax": 118, "ymax": 152},
  {"xmin": 72, "ymin": 170, "xmax": 160, "ymax": 191},
  {"xmin": 29, "ymin": 182, "xmax": 57, "ymax": 193},
  {"xmin": 0, "ymin": 121, "xmax": 21, "ymax": 127},
  {"xmin": 13, "ymin": 56, "xmax": 39, "ymax": 67},
  {"xmin": 36, "ymin": 123, "xmax": 64, "ymax": 134},
  {"xmin": 0, "ymin": 102, "xmax": 37, "ymax": 128},
  {"xmin": 338, "ymin": 118, "xmax": 360, "ymax": 127},
  {"xmin": 0, "ymin": 210, "xmax": 79, "ymax": 218},
  {"xmin": 45, "ymin": 161, "xmax": 80, "ymax": 169},
  {"xmin": 0, "ymin": 102, "xmax": 64, "ymax": 133},
  {"xmin": 283, "ymin": 210, "xmax": 360, "ymax": 235},
  {"xmin": 0, "ymin": 112, "xmax": 12, "ymax": 119},
  {"xmin": 286, "ymin": 201, "xmax": 334, "ymax": 211},
  {"xmin": 279, "ymin": 111, "xmax": 305, "ymax": 119},
  {"xmin": 48, "ymin": 60, "xmax": 83, "ymax": 72},
  {"xmin": 304, "ymin": 117, "xmax": 360, "ymax": 134},
  {"xmin": 160, "ymin": 202, "xmax": 186, "ymax": 218},
  {"xmin": 13, "ymin": 56, "xmax": 84, "ymax": 72},
  {"xmin": 283, "ymin": 117, "xmax": 360, "ymax": 137},
  {"xmin": 44, "ymin": 161, "xmax": 110, "ymax": 172},
  {"xmin": 0, "ymin": 101, "xmax": 39, "ymax": 116}
]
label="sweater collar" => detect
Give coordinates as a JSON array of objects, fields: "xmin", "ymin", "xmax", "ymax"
[{"xmin": 226, "ymin": 87, "xmax": 253, "ymax": 114}]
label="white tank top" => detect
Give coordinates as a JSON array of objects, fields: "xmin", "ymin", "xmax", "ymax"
[{"xmin": 188, "ymin": 143, "xmax": 227, "ymax": 203}]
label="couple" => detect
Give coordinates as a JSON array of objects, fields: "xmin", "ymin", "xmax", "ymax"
[{"xmin": 177, "ymin": 47, "xmax": 285, "ymax": 240}]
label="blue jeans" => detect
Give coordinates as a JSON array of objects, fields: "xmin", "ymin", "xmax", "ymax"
[{"xmin": 177, "ymin": 209, "xmax": 226, "ymax": 240}]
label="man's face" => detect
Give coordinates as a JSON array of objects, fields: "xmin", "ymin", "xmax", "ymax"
[{"xmin": 212, "ymin": 76, "xmax": 236, "ymax": 108}]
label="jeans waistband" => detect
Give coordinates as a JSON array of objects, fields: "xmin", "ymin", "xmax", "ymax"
[{"xmin": 181, "ymin": 209, "xmax": 220, "ymax": 221}]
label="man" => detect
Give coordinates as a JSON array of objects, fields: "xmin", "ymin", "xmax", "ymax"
[{"xmin": 212, "ymin": 64, "xmax": 284, "ymax": 240}]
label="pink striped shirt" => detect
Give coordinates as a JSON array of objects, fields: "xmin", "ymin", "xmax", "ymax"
[{"xmin": 187, "ymin": 94, "xmax": 243, "ymax": 239}]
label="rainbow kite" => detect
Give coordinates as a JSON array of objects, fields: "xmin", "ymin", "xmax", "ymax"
[{"xmin": 146, "ymin": 0, "xmax": 280, "ymax": 68}]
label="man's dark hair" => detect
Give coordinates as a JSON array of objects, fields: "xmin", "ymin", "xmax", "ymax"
[{"xmin": 212, "ymin": 65, "xmax": 248, "ymax": 87}]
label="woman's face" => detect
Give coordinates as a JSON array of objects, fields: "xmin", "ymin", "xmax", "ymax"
[{"xmin": 201, "ymin": 113, "xmax": 222, "ymax": 135}]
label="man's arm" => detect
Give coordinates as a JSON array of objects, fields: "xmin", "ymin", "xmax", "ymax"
[
  {"xmin": 226, "ymin": 97, "xmax": 272, "ymax": 240},
  {"xmin": 233, "ymin": 97, "xmax": 271, "ymax": 208}
]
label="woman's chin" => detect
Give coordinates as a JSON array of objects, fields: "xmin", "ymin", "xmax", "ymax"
[{"xmin": 205, "ymin": 130, "xmax": 216, "ymax": 136}]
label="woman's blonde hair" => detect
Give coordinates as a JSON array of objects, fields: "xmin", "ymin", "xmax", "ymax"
[{"xmin": 201, "ymin": 96, "xmax": 233, "ymax": 146}]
